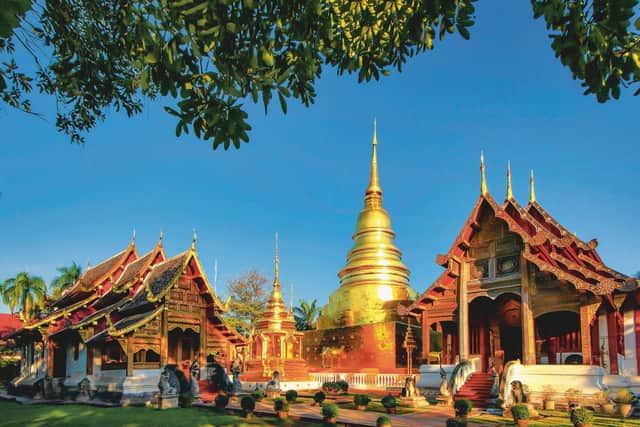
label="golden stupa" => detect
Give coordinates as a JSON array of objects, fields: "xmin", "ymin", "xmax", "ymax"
[
  {"xmin": 317, "ymin": 123, "xmax": 416, "ymax": 329},
  {"xmin": 244, "ymin": 234, "xmax": 310, "ymax": 381}
]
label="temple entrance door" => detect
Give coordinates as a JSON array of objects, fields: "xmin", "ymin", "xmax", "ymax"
[
  {"xmin": 52, "ymin": 345, "xmax": 66, "ymax": 378},
  {"xmin": 469, "ymin": 297, "xmax": 493, "ymax": 372},
  {"xmin": 168, "ymin": 328, "xmax": 200, "ymax": 380},
  {"xmin": 501, "ymin": 327, "xmax": 522, "ymax": 363}
]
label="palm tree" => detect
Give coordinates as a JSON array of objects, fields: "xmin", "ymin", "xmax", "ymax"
[
  {"xmin": 50, "ymin": 262, "xmax": 82, "ymax": 299},
  {"xmin": 1, "ymin": 272, "xmax": 47, "ymax": 321},
  {"xmin": 294, "ymin": 298, "xmax": 321, "ymax": 331}
]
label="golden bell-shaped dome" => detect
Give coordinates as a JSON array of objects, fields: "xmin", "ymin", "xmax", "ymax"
[{"xmin": 317, "ymin": 123, "xmax": 414, "ymax": 329}]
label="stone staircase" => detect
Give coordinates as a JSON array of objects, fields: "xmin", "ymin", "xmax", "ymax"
[{"xmin": 453, "ymin": 372, "xmax": 495, "ymax": 408}]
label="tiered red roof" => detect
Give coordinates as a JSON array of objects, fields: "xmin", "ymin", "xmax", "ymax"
[
  {"xmin": 0, "ymin": 313, "xmax": 23, "ymax": 340},
  {"xmin": 410, "ymin": 191, "xmax": 638, "ymax": 313}
]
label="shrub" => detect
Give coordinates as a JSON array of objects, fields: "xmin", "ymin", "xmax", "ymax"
[
  {"xmin": 214, "ymin": 393, "xmax": 229, "ymax": 408},
  {"xmin": 445, "ymin": 418, "xmax": 468, "ymax": 427},
  {"xmin": 337, "ymin": 379, "xmax": 349, "ymax": 393},
  {"xmin": 285, "ymin": 389, "xmax": 298, "ymax": 403},
  {"xmin": 595, "ymin": 390, "xmax": 610, "ymax": 405},
  {"xmin": 454, "ymin": 399, "xmax": 472, "ymax": 417},
  {"xmin": 381, "ymin": 395, "xmax": 397, "ymax": 409},
  {"xmin": 314, "ymin": 391, "xmax": 326, "ymax": 404},
  {"xmin": 376, "ymin": 415, "xmax": 392, "ymax": 427},
  {"xmin": 570, "ymin": 408, "xmax": 594, "ymax": 425},
  {"xmin": 511, "ymin": 404, "xmax": 530, "ymax": 420},
  {"xmin": 322, "ymin": 402, "xmax": 340, "ymax": 419},
  {"xmin": 354, "ymin": 394, "xmax": 370, "ymax": 407},
  {"xmin": 614, "ymin": 388, "xmax": 636, "ymax": 404},
  {"xmin": 274, "ymin": 398, "xmax": 289, "ymax": 412},
  {"xmin": 241, "ymin": 395, "xmax": 256, "ymax": 412},
  {"xmin": 179, "ymin": 390, "xmax": 194, "ymax": 407},
  {"xmin": 251, "ymin": 389, "xmax": 266, "ymax": 401}
]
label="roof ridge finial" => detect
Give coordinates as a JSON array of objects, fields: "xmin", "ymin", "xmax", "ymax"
[
  {"xmin": 191, "ymin": 228, "xmax": 197, "ymax": 250},
  {"xmin": 273, "ymin": 232, "xmax": 280, "ymax": 289},
  {"xmin": 365, "ymin": 119, "xmax": 382, "ymax": 206},
  {"xmin": 480, "ymin": 150, "xmax": 488, "ymax": 196},
  {"xmin": 159, "ymin": 228, "xmax": 163, "ymax": 242},
  {"xmin": 131, "ymin": 228, "xmax": 136, "ymax": 245},
  {"xmin": 529, "ymin": 169, "xmax": 536, "ymax": 203},
  {"xmin": 506, "ymin": 160, "xmax": 513, "ymax": 200}
]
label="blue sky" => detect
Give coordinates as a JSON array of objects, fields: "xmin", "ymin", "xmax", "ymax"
[{"xmin": 1, "ymin": 2, "xmax": 638, "ymax": 312}]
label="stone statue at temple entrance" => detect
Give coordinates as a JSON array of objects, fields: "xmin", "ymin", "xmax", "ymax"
[
  {"xmin": 190, "ymin": 356, "xmax": 201, "ymax": 400},
  {"xmin": 230, "ymin": 356, "xmax": 243, "ymax": 395},
  {"xmin": 158, "ymin": 365, "xmax": 180, "ymax": 409},
  {"xmin": 265, "ymin": 370, "xmax": 281, "ymax": 398}
]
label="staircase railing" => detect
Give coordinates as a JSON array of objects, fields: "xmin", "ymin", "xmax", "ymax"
[{"xmin": 449, "ymin": 357, "xmax": 480, "ymax": 396}]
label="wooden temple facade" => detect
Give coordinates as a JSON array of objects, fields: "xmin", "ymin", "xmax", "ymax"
[
  {"xmin": 10, "ymin": 233, "xmax": 244, "ymax": 400},
  {"xmin": 409, "ymin": 158, "xmax": 640, "ymax": 376}
]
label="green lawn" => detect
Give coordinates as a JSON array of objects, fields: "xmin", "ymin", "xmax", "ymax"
[
  {"xmin": 469, "ymin": 409, "xmax": 640, "ymax": 427},
  {"xmin": 0, "ymin": 401, "xmax": 320, "ymax": 427}
]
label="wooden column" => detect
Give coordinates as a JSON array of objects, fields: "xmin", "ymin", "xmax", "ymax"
[
  {"xmin": 520, "ymin": 256, "xmax": 536, "ymax": 365},
  {"xmin": 607, "ymin": 310, "xmax": 619, "ymax": 374},
  {"xmin": 46, "ymin": 339, "xmax": 54, "ymax": 377},
  {"xmin": 422, "ymin": 311, "xmax": 431, "ymax": 362},
  {"xmin": 200, "ymin": 305, "xmax": 207, "ymax": 372},
  {"xmin": 160, "ymin": 306, "xmax": 168, "ymax": 366},
  {"xmin": 126, "ymin": 336, "xmax": 133, "ymax": 377},
  {"xmin": 579, "ymin": 301, "xmax": 597, "ymax": 365},
  {"xmin": 458, "ymin": 262, "xmax": 470, "ymax": 362},
  {"xmin": 635, "ymin": 308, "xmax": 640, "ymax": 375}
]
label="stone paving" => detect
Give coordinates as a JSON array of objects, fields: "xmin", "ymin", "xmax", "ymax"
[{"xmin": 207, "ymin": 397, "xmax": 490, "ymax": 427}]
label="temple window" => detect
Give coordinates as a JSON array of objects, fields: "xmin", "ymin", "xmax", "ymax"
[
  {"xmin": 101, "ymin": 340, "xmax": 125, "ymax": 370},
  {"xmin": 133, "ymin": 348, "xmax": 161, "ymax": 368}
]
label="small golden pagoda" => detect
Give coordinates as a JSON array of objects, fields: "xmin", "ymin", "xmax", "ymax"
[
  {"xmin": 243, "ymin": 234, "xmax": 310, "ymax": 382},
  {"xmin": 317, "ymin": 123, "xmax": 416, "ymax": 329}
]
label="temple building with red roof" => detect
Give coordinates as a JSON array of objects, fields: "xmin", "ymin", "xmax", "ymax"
[
  {"xmin": 410, "ymin": 155, "xmax": 640, "ymax": 406},
  {"xmin": 9, "ymin": 232, "xmax": 244, "ymax": 402}
]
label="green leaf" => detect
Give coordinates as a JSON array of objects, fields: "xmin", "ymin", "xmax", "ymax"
[{"xmin": 278, "ymin": 92, "xmax": 287, "ymax": 114}]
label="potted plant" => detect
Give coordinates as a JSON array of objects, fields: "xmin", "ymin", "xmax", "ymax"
[
  {"xmin": 313, "ymin": 391, "xmax": 326, "ymax": 406},
  {"xmin": 274, "ymin": 398, "xmax": 289, "ymax": 420},
  {"xmin": 251, "ymin": 389, "xmax": 265, "ymax": 402},
  {"xmin": 570, "ymin": 407, "xmax": 594, "ymax": 427},
  {"xmin": 511, "ymin": 403, "xmax": 530, "ymax": 427},
  {"xmin": 445, "ymin": 418, "xmax": 468, "ymax": 427},
  {"xmin": 595, "ymin": 390, "xmax": 614, "ymax": 415},
  {"xmin": 214, "ymin": 393, "xmax": 229, "ymax": 411},
  {"xmin": 614, "ymin": 388, "xmax": 636, "ymax": 417},
  {"xmin": 381, "ymin": 395, "xmax": 398, "ymax": 414},
  {"xmin": 376, "ymin": 415, "xmax": 392, "ymax": 427},
  {"xmin": 322, "ymin": 402, "xmax": 339, "ymax": 424},
  {"xmin": 337, "ymin": 379, "xmax": 349, "ymax": 394},
  {"xmin": 565, "ymin": 388, "xmax": 582, "ymax": 409},
  {"xmin": 541, "ymin": 385, "xmax": 556, "ymax": 410},
  {"xmin": 285, "ymin": 389, "xmax": 298, "ymax": 403},
  {"xmin": 240, "ymin": 395, "xmax": 255, "ymax": 419},
  {"xmin": 454, "ymin": 399, "xmax": 472, "ymax": 418},
  {"xmin": 354, "ymin": 394, "xmax": 370, "ymax": 410}
]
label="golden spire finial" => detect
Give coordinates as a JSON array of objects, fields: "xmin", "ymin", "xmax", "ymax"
[
  {"xmin": 191, "ymin": 229, "xmax": 197, "ymax": 250},
  {"xmin": 480, "ymin": 151, "xmax": 488, "ymax": 196},
  {"xmin": 273, "ymin": 232, "xmax": 280, "ymax": 289},
  {"xmin": 506, "ymin": 160, "xmax": 513, "ymax": 200},
  {"xmin": 159, "ymin": 229, "xmax": 163, "ymax": 242},
  {"xmin": 529, "ymin": 169, "xmax": 536, "ymax": 203},
  {"xmin": 131, "ymin": 228, "xmax": 136, "ymax": 244},
  {"xmin": 365, "ymin": 119, "xmax": 382, "ymax": 207}
]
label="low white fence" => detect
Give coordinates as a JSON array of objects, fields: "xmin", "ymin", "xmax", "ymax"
[{"xmin": 310, "ymin": 372, "xmax": 407, "ymax": 391}]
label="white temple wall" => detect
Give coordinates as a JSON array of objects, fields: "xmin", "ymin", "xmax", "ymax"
[
  {"xmin": 598, "ymin": 314, "xmax": 610, "ymax": 374},
  {"xmin": 620, "ymin": 310, "xmax": 638, "ymax": 376},
  {"xmin": 64, "ymin": 343, "xmax": 87, "ymax": 388}
]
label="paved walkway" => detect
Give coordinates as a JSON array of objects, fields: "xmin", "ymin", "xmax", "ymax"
[{"xmin": 201, "ymin": 398, "xmax": 491, "ymax": 427}]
